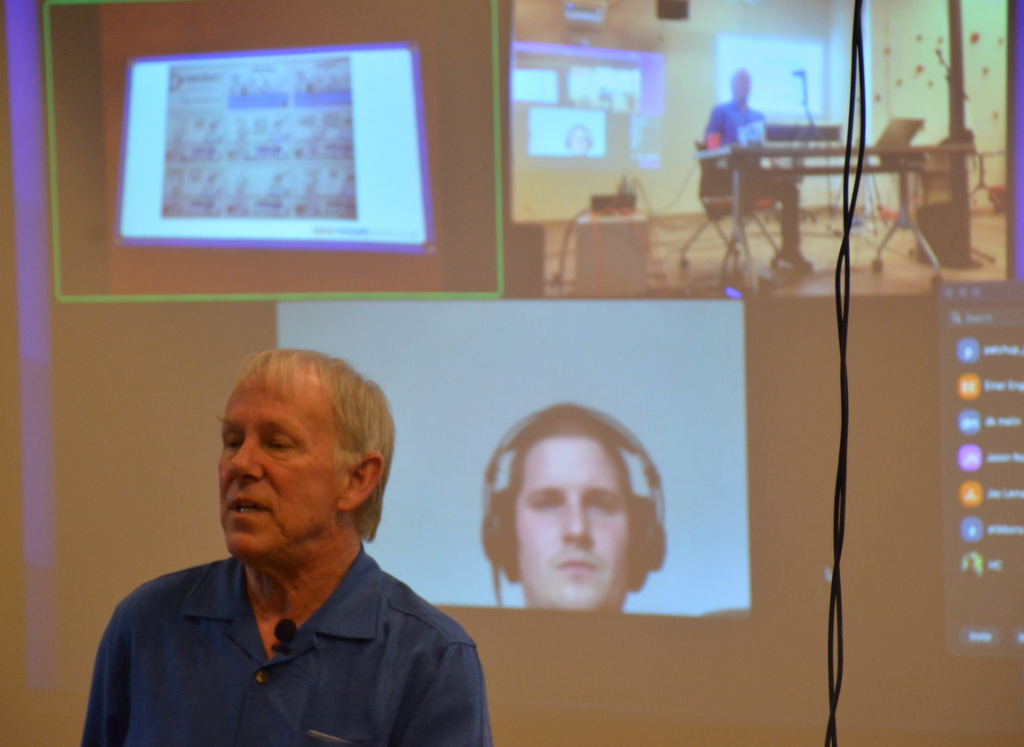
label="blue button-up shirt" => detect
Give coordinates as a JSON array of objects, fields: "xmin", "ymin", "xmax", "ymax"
[{"xmin": 82, "ymin": 550, "xmax": 492, "ymax": 746}]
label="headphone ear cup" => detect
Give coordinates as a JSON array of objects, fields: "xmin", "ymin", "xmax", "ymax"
[
  {"xmin": 483, "ymin": 490, "xmax": 520, "ymax": 583},
  {"xmin": 627, "ymin": 496, "xmax": 666, "ymax": 592}
]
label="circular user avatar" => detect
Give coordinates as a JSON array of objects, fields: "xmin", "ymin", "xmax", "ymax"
[
  {"xmin": 957, "ymin": 338, "xmax": 980, "ymax": 364},
  {"xmin": 958, "ymin": 409, "xmax": 981, "ymax": 435},
  {"xmin": 958, "ymin": 373, "xmax": 981, "ymax": 401},
  {"xmin": 958, "ymin": 444, "xmax": 983, "ymax": 472},
  {"xmin": 960, "ymin": 481, "xmax": 984, "ymax": 508},
  {"xmin": 960, "ymin": 516, "xmax": 984, "ymax": 543},
  {"xmin": 961, "ymin": 551, "xmax": 984, "ymax": 576}
]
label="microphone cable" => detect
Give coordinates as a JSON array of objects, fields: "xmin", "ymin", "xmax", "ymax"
[{"xmin": 826, "ymin": 1, "xmax": 866, "ymax": 745}]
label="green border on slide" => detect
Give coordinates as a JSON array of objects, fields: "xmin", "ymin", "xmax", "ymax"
[{"xmin": 42, "ymin": 0, "xmax": 505, "ymax": 303}]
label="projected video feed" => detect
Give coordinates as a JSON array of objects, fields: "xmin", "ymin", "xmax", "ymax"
[
  {"xmin": 512, "ymin": 42, "xmax": 665, "ymax": 171},
  {"xmin": 119, "ymin": 44, "xmax": 433, "ymax": 253},
  {"xmin": 527, "ymin": 108, "xmax": 607, "ymax": 158},
  {"xmin": 279, "ymin": 300, "xmax": 750, "ymax": 616},
  {"xmin": 511, "ymin": 0, "xmax": 1009, "ymax": 297}
]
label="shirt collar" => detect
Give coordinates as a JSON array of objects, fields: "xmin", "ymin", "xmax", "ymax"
[
  {"xmin": 181, "ymin": 557, "xmax": 249, "ymax": 621},
  {"xmin": 181, "ymin": 547, "xmax": 382, "ymax": 641},
  {"xmin": 305, "ymin": 547, "xmax": 381, "ymax": 640}
]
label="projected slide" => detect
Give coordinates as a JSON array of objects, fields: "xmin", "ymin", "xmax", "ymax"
[
  {"xmin": 279, "ymin": 300, "xmax": 751, "ymax": 617},
  {"xmin": 714, "ymin": 34, "xmax": 825, "ymax": 118},
  {"xmin": 512, "ymin": 42, "xmax": 665, "ymax": 171},
  {"xmin": 119, "ymin": 44, "xmax": 433, "ymax": 253}
]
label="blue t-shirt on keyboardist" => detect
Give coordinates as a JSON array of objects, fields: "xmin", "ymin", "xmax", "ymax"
[{"xmin": 706, "ymin": 101, "xmax": 766, "ymax": 146}]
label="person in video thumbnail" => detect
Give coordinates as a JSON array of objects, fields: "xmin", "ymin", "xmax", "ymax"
[
  {"xmin": 566, "ymin": 124, "xmax": 594, "ymax": 156},
  {"xmin": 482, "ymin": 404, "xmax": 665, "ymax": 612},
  {"xmin": 705, "ymin": 69, "xmax": 812, "ymax": 274}
]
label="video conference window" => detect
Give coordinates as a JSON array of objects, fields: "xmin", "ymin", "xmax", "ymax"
[
  {"xmin": 512, "ymin": 42, "xmax": 665, "ymax": 170},
  {"xmin": 939, "ymin": 282, "xmax": 1024, "ymax": 657},
  {"xmin": 120, "ymin": 45, "xmax": 433, "ymax": 253},
  {"xmin": 278, "ymin": 300, "xmax": 751, "ymax": 616}
]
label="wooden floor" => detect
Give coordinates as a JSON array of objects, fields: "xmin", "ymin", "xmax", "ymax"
[{"xmin": 542, "ymin": 205, "xmax": 1008, "ymax": 298}]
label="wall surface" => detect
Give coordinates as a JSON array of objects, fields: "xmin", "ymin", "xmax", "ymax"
[{"xmin": 872, "ymin": 0, "xmax": 1008, "ymax": 206}]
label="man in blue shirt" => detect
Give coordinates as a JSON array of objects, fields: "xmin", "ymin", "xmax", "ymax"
[
  {"xmin": 705, "ymin": 69, "xmax": 811, "ymax": 273},
  {"xmin": 82, "ymin": 349, "xmax": 493, "ymax": 746}
]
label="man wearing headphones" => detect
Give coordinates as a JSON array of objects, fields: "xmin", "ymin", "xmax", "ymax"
[{"xmin": 483, "ymin": 404, "xmax": 665, "ymax": 611}]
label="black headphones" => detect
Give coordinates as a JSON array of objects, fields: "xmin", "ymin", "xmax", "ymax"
[{"xmin": 482, "ymin": 403, "xmax": 666, "ymax": 600}]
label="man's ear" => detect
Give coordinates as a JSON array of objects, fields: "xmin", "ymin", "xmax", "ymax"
[{"xmin": 337, "ymin": 451, "xmax": 385, "ymax": 512}]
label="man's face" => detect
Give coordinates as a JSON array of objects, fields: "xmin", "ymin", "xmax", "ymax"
[
  {"xmin": 514, "ymin": 436, "xmax": 630, "ymax": 611},
  {"xmin": 567, "ymin": 126, "xmax": 591, "ymax": 156},
  {"xmin": 732, "ymin": 70, "xmax": 752, "ymax": 106},
  {"xmin": 218, "ymin": 370, "xmax": 349, "ymax": 573}
]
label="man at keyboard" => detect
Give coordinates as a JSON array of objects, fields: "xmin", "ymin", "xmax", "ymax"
[{"xmin": 705, "ymin": 69, "xmax": 812, "ymax": 274}]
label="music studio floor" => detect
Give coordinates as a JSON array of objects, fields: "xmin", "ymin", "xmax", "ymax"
[{"xmin": 542, "ymin": 206, "xmax": 1008, "ymax": 298}]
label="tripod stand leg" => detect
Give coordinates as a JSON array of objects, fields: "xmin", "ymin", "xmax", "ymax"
[
  {"xmin": 732, "ymin": 168, "xmax": 758, "ymax": 293},
  {"xmin": 872, "ymin": 221, "xmax": 900, "ymax": 272},
  {"xmin": 679, "ymin": 220, "xmax": 711, "ymax": 267}
]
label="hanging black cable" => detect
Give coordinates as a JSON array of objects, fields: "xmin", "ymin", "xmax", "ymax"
[{"xmin": 826, "ymin": 1, "xmax": 865, "ymax": 745}]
